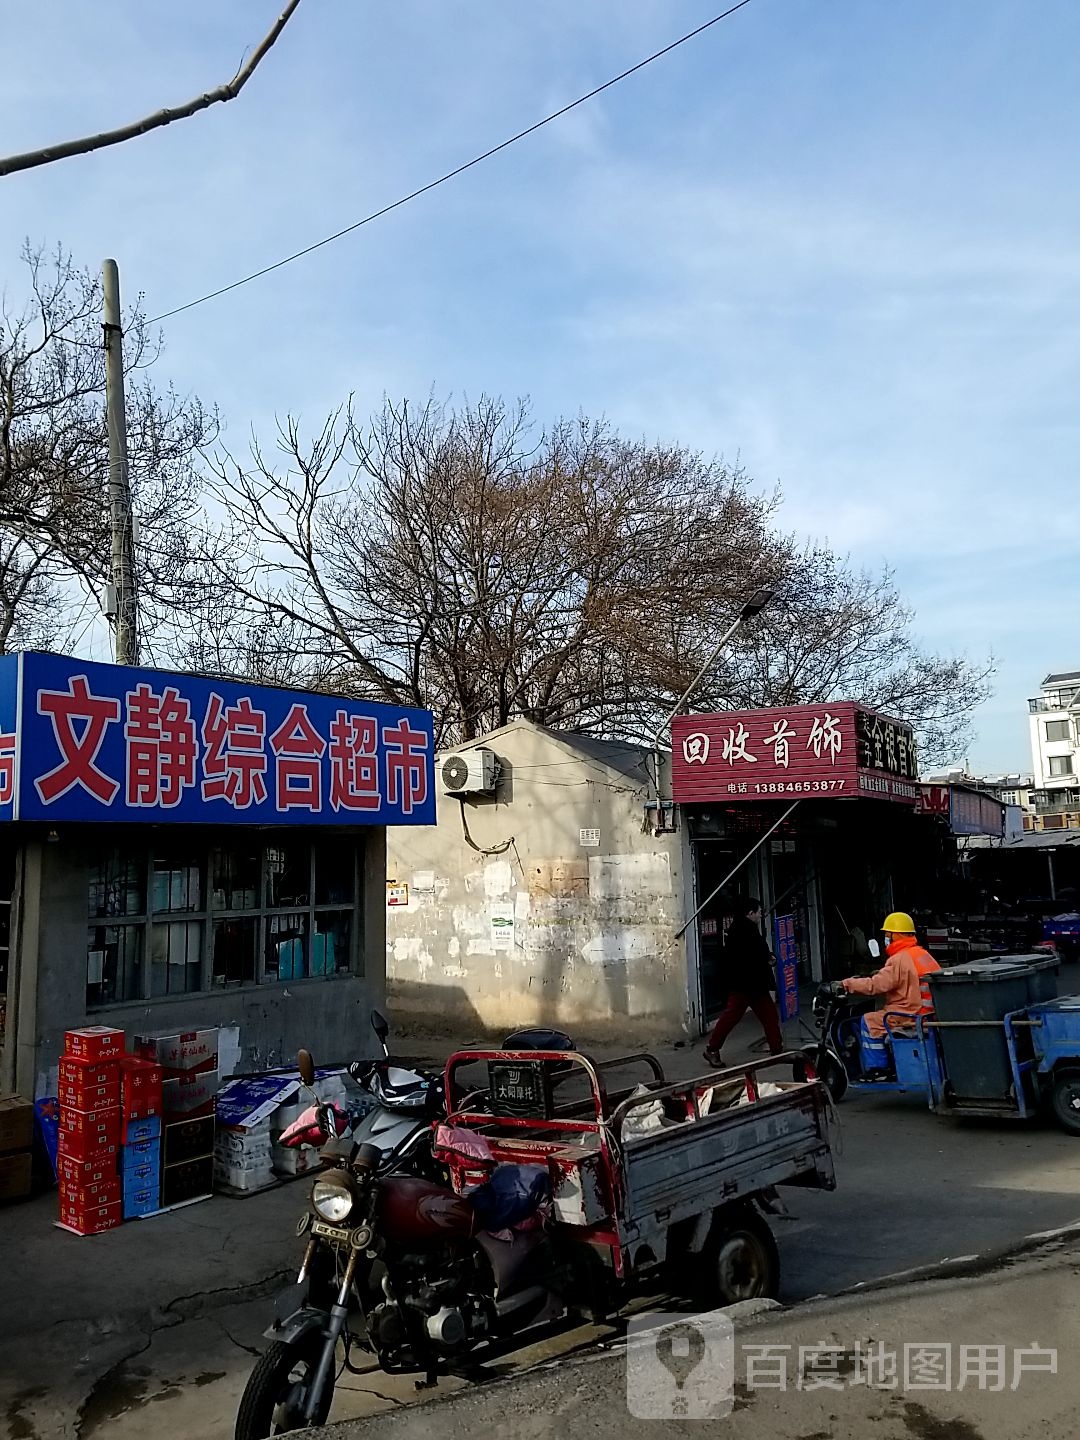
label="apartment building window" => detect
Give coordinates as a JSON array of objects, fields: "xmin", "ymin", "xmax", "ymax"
[
  {"xmin": 1049, "ymin": 756, "xmax": 1074, "ymax": 778},
  {"xmin": 1046, "ymin": 720, "xmax": 1072, "ymax": 743},
  {"xmin": 87, "ymin": 836, "xmax": 362, "ymax": 1008}
]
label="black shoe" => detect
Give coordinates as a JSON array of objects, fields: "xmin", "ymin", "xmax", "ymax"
[{"xmin": 703, "ymin": 1048, "xmax": 725, "ymax": 1068}]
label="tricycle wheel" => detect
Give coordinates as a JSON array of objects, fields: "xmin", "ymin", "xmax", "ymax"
[
  {"xmin": 793, "ymin": 1046, "xmax": 847, "ymax": 1102},
  {"xmin": 699, "ymin": 1204, "xmax": 780, "ymax": 1306},
  {"xmin": 1050, "ymin": 1070, "xmax": 1080, "ymax": 1135}
]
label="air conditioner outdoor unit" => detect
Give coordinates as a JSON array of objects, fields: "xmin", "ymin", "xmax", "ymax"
[{"xmin": 439, "ymin": 747, "xmax": 498, "ymax": 796}]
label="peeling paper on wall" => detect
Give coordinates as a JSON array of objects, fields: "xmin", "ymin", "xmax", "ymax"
[
  {"xmin": 484, "ymin": 860, "xmax": 513, "ymax": 898},
  {"xmin": 218, "ymin": 1025, "xmax": 242, "ymax": 1078}
]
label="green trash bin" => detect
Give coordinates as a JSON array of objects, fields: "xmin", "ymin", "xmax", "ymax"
[{"xmin": 927, "ymin": 956, "xmax": 1059, "ymax": 1102}]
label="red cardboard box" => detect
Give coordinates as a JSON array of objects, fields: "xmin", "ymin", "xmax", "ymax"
[
  {"xmin": 58, "ymin": 1056, "xmax": 120, "ymax": 1114},
  {"xmin": 57, "ymin": 1152, "xmax": 119, "ymax": 1188},
  {"xmin": 162, "ymin": 1068, "xmax": 219, "ymax": 1119},
  {"xmin": 59, "ymin": 1197, "xmax": 123, "ymax": 1235},
  {"xmin": 135, "ymin": 1028, "xmax": 218, "ymax": 1077},
  {"xmin": 58, "ymin": 1106, "xmax": 120, "ymax": 1160},
  {"xmin": 59, "ymin": 1176, "xmax": 122, "ymax": 1210},
  {"xmin": 65, "ymin": 1027, "xmax": 125, "ymax": 1062},
  {"xmin": 120, "ymin": 1056, "xmax": 163, "ymax": 1119}
]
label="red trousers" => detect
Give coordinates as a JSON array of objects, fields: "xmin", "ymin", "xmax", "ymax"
[{"xmin": 707, "ymin": 991, "xmax": 784, "ymax": 1055}]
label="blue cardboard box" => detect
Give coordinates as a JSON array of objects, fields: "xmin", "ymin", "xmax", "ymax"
[
  {"xmin": 123, "ymin": 1159, "xmax": 160, "ymax": 1195},
  {"xmin": 122, "ymin": 1114, "xmax": 162, "ymax": 1145},
  {"xmin": 123, "ymin": 1185, "xmax": 161, "ymax": 1219},
  {"xmin": 122, "ymin": 1137, "xmax": 161, "ymax": 1173}
]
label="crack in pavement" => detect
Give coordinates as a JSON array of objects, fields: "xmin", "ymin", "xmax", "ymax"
[
  {"xmin": 74, "ymin": 1335, "xmax": 155, "ymax": 1440},
  {"xmin": 217, "ymin": 1321, "xmax": 263, "ymax": 1360},
  {"xmin": 353, "ymin": 1389, "xmax": 405, "ymax": 1408},
  {"xmin": 160, "ymin": 1268, "xmax": 293, "ymax": 1323}
]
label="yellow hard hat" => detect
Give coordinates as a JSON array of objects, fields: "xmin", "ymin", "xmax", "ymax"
[{"xmin": 881, "ymin": 911, "xmax": 916, "ymax": 934}]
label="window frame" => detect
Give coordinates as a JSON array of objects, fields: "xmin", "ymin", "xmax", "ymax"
[
  {"xmin": 1048, "ymin": 755, "xmax": 1075, "ymax": 779},
  {"xmin": 87, "ymin": 834, "xmax": 363, "ymax": 1010},
  {"xmin": 1045, "ymin": 719, "xmax": 1072, "ymax": 744}
]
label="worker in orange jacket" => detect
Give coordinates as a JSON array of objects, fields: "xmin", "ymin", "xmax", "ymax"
[{"xmin": 842, "ymin": 912, "xmax": 941, "ymax": 1067}]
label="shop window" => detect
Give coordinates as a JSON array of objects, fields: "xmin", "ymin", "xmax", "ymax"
[
  {"xmin": 89, "ymin": 848, "xmax": 145, "ymax": 918},
  {"xmin": 313, "ymin": 912, "xmax": 353, "ymax": 974},
  {"xmin": 151, "ymin": 853, "xmax": 202, "ymax": 913},
  {"xmin": 150, "ymin": 920, "xmax": 203, "ymax": 996},
  {"xmin": 266, "ymin": 840, "xmax": 310, "ymax": 908},
  {"xmin": 88, "ymin": 924, "xmax": 144, "ymax": 1005},
  {"xmin": 212, "ymin": 917, "xmax": 258, "ymax": 987},
  {"xmin": 1046, "ymin": 719, "xmax": 1071, "ymax": 744},
  {"xmin": 211, "ymin": 844, "xmax": 260, "ymax": 911},
  {"xmin": 315, "ymin": 839, "xmax": 355, "ymax": 906},
  {"xmin": 87, "ymin": 836, "xmax": 363, "ymax": 1008},
  {"xmin": 267, "ymin": 911, "xmax": 308, "ymax": 980},
  {"xmin": 1049, "ymin": 756, "xmax": 1074, "ymax": 778}
]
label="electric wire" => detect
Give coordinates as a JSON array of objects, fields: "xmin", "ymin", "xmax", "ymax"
[{"xmin": 147, "ymin": 1, "xmax": 756, "ymax": 324}]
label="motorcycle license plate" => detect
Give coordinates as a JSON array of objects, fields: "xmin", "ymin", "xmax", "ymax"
[{"xmin": 312, "ymin": 1220, "xmax": 352, "ymax": 1243}]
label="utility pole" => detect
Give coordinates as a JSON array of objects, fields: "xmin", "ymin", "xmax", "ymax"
[{"xmin": 102, "ymin": 258, "xmax": 138, "ymax": 665}]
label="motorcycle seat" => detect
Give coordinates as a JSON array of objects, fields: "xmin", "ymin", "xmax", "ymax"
[{"xmin": 468, "ymin": 1162, "xmax": 551, "ymax": 1231}]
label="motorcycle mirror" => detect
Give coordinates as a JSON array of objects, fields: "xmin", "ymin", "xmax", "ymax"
[
  {"xmin": 370, "ymin": 1009, "xmax": 390, "ymax": 1042},
  {"xmin": 298, "ymin": 1048, "xmax": 316, "ymax": 1087},
  {"xmin": 868, "ymin": 939, "xmax": 881, "ymax": 959}
]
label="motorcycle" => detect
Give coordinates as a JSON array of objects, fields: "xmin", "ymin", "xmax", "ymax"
[
  {"xmin": 234, "ymin": 1045, "xmax": 569, "ymax": 1439},
  {"xmin": 344, "ymin": 1009, "xmax": 447, "ymax": 1179},
  {"xmin": 291, "ymin": 1013, "xmax": 576, "ymax": 1183},
  {"xmin": 796, "ymin": 981, "xmax": 878, "ymax": 1101}
]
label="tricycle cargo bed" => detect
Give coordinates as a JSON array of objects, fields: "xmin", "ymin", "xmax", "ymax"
[{"xmin": 615, "ymin": 1073, "xmax": 836, "ymax": 1238}]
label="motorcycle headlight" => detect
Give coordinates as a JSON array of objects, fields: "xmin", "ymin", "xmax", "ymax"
[{"xmin": 311, "ymin": 1169, "xmax": 356, "ymax": 1224}]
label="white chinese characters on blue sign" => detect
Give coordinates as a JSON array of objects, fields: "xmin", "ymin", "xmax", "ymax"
[{"xmin": 0, "ymin": 653, "xmax": 435, "ymax": 826}]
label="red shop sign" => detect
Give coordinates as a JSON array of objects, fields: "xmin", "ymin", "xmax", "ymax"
[{"xmin": 672, "ymin": 702, "xmax": 919, "ymax": 806}]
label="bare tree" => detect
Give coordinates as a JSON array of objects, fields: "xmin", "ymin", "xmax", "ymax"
[
  {"xmin": 0, "ymin": 1, "xmax": 303, "ymax": 178},
  {"xmin": 701, "ymin": 546, "xmax": 994, "ymax": 762},
  {"xmin": 192, "ymin": 395, "xmax": 990, "ymax": 762},
  {"xmin": 0, "ymin": 242, "xmax": 218, "ymax": 650}
]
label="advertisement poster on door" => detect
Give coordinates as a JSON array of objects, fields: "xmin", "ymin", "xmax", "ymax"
[{"xmin": 773, "ymin": 914, "xmax": 799, "ymax": 1021}]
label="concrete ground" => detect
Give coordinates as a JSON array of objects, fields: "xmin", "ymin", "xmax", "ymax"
[
  {"xmin": 310, "ymin": 1233, "xmax": 1080, "ymax": 1440},
  {"xmin": 4, "ymin": 1007, "xmax": 1080, "ymax": 1438}
]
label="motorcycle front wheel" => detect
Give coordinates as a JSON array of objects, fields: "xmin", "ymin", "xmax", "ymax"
[
  {"xmin": 234, "ymin": 1335, "xmax": 336, "ymax": 1439},
  {"xmin": 793, "ymin": 1045, "xmax": 848, "ymax": 1102}
]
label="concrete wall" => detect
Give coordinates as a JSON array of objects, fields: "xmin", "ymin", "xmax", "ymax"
[
  {"xmin": 12, "ymin": 827, "xmax": 387, "ymax": 1097},
  {"xmin": 386, "ymin": 726, "xmax": 693, "ymax": 1044}
]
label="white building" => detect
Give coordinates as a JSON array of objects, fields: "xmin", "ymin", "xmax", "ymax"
[{"xmin": 1028, "ymin": 671, "xmax": 1080, "ymax": 830}]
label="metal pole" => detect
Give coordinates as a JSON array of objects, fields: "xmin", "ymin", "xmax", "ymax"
[
  {"xmin": 650, "ymin": 612, "xmax": 744, "ymax": 803},
  {"xmin": 102, "ymin": 259, "xmax": 138, "ymax": 665},
  {"xmin": 1047, "ymin": 849, "xmax": 1057, "ymax": 902},
  {"xmin": 676, "ymin": 801, "xmax": 800, "ymax": 939}
]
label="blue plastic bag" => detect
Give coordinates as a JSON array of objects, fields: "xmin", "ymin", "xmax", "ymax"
[{"xmin": 469, "ymin": 1163, "xmax": 550, "ymax": 1231}]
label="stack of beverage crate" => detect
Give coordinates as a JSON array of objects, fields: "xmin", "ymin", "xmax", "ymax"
[
  {"xmin": 57, "ymin": 1025, "xmax": 124, "ymax": 1234},
  {"xmin": 119, "ymin": 1055, "xmax": 164, "ymax": 1218},
  {"xmin": 134, "ymin": 1028, "xmax": 219, "ymax": 1208}
]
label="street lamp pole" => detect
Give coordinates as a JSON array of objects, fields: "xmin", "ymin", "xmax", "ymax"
[{"xmin": 650, "ymin": 586, "xmax": 775, "ymax": 806}]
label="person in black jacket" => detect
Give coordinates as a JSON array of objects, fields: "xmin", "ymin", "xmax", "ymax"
[{"xmin": 703, "ymin": 898, "xmax": 784, "ymax": 1066}]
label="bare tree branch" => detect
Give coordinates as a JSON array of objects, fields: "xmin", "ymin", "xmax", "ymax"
[{"xmin": 0, "ymin": 0, "xmax": 303, "ymax": 178}]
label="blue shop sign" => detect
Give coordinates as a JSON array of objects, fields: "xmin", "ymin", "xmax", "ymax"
[
  {"xmin": 0, "ymin": 652, "xmax": 435, "ymax": 826},
  {"xmin": 773, "ymin": 913, "xmax": 800, "ymax": 1022}
]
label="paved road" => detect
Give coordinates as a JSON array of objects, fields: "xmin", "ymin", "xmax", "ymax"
[
  {"xmin": 4, "ymin": 1012, "xmax": 1080, "ymax": 1438},
  {"xmin": 310, "ymin": 1235, "xmax": 1080, "ymax": 1440}
]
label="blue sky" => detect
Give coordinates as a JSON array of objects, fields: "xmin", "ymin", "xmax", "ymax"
[{"xmin": 3, "ymin": 1, "xmax": 1078, "ymax": 771}]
